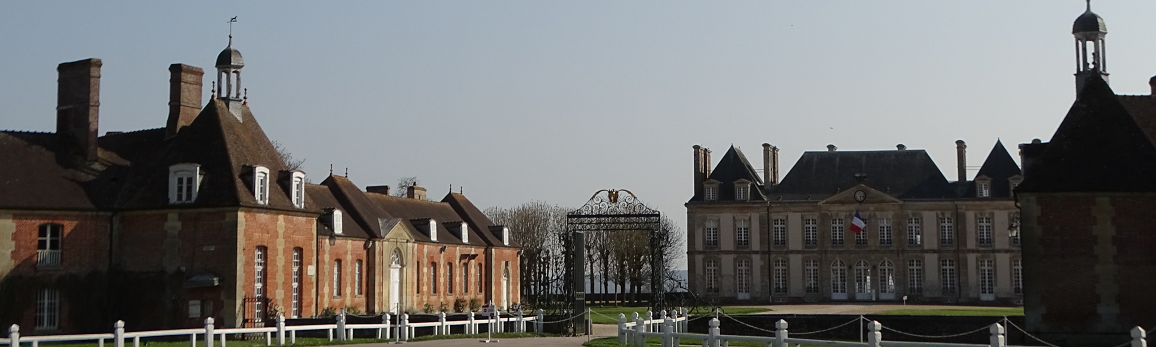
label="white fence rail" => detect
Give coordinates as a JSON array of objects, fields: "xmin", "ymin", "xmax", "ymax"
[
  {"xmin": 617, "ymin": 312, "xmax": 1150, "ymax": 347},
  {"xmin": 3, "ymin": 308, "xmax": 546, "ymax": 347}
]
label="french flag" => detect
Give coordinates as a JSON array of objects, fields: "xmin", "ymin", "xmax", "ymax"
[{"xmin": 850, "ymin": 211, "xmax": 866, "ymax": 234}]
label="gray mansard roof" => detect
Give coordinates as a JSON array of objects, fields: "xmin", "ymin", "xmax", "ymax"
[{"xmin": 770, "ymin": 149, "xmax": 955, "ymax": 201}]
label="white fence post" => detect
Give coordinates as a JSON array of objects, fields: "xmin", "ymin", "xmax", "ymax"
[
  {"xmin": 516, "ymin": 309, "xmax": 524, "ymax": 333},
  {"xmin": 618, "ymin": 314, "xmax": 628, "ymax": 345},
  {"xmin": 646, "ymin": 311, "xmax": 654, "ymax": 332},
  {"xmin": 774, "ymin": 319, "xmax": 787, "ymax": 347},
  {"xmin": 467, "ymin": 312, "xmax": 475, "ymax": 335},
  {"xmin": 400, "ymin": 313, "xmax": 409, "ymax": 342},
  {"xmin": 867, "ymin": 321, "xmax": 881, "ymax": 347},
  {"xmin": 708, "ymin": 318, "xmax": 720, "ymax": 347},
  {"xmin": 679, "ymin": 307, "xmax": 686, "ymax": 332},
  {"xmin": 202, "ymin": 318, "xmax": 212, "ymax": 347},
  {"xmin": 336, "ymin": 312, "xmax": 346, "ymax": 341},
  {"xmin": 381, "ymin": 313, "xmax": 390, "ymax": 340},
  {"xmin": 437, "ymin": 312, "xmax": 446, "ymax": 335},
  {"xmin": 663, "ymin": 315, "xmax": 674, "ymax": 347},
  {"xmin": 989, "ymin": 323, "xmax": 1005, "ymax": 347},
  {"xmin": 8, "ymin": 324, "xmax": 19, "ymax": 347},
  {"xmin": 1132, "ymin": 326, "xmax": 1147, "ymax": 347},
  {"xmin": 276, "ymin": 316, "xmax": 285, "ymax": 346},
  {"xmin": 536, "ymin": 309, "xmax": 544, "ymax": 333},
  {"xmin": 635, "ymin": 316, "xmax": 646, "ymax": 347}
]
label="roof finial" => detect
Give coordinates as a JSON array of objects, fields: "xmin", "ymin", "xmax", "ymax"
[
  {"xmin": 210, "ymin": 82, "xmax": 216, "ymax": 99},
  {"xmin": 228, "ymin": 16, "xmax": 237, "ymax": 45},
  {"xmin": 329, "ymin": 164, "xmax": 333, "ymax": 176},
  {"xmin": 345, "ymin": 168, "xmax": 348, "ymax": 177},
  {"xmin": 1086, "ymin": 0, "xmax": 1092, "ymax": 12},
  {"xmin": 242, "ymin": 88, "xmax": 248, "ymax": 105}
]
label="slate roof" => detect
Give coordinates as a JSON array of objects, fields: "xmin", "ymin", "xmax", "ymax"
[
  {"xmin": 771, "ymin": 149, "xmax": 955, "ymax": 200},
  {"xmin": 0, "ymin": 131, "xmax": 100, "ymax": 210},
  {"xmin": 441, "ymin": 192, "xmax": 520, "ymax": 248},
  {"xmin": 964, "ymin": 140, "xmax": 1021, "ymax": 199},
  {"xmin": 1019, "ymin": 75, "xmax": 1156, "ymax": 192},
  {"xmin": 691, "ymin": 145, "xmax": 765, "ymax": 202},
  {"xmin": 306, "ymin": 183, "xmax": 372, "ymax": 239},
  {"xmin": 365, "ymin": 191, "xmax": 490, "ymax": 247}
]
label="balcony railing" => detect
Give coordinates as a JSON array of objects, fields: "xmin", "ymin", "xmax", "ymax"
[{"xmin": 37, "ymin": 250, "xmax": 61, "ymax": 268}]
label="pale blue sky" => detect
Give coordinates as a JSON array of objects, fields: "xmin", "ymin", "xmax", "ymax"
[{"xmin": 3, "ymin": 1, "xmax": 1155, "ymax": 267}]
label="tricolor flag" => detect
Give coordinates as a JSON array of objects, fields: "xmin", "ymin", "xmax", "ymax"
[{"xmin": 850, "ymin": 211, "xmax": 866, "ymax": 234}]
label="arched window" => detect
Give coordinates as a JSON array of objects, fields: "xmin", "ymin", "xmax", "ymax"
[
  {"xmin": 854, "ymin": 260, "xmax": 871, "ymax": 294},
  {"xmin": 37, "ymin": 223, "xmax": 62, "ymax": 268},
  {"xmin": 417, "ymin": 261, "xmax": 422, "ymax": 294},
  {"xmin": 253, "ymin": 166, "xmax": 270, "ymax": 205},
  {"xmin": 463, "ymin": 262, "xmax": 470, "ymax": 293},
  {"xmin": 447, "ymin": 263, "xmax": 454, "ymax": 294},
  {"xmin": 169, "ymin": 163, "xmax": 201, "ymax": 204},
  {"xmin": 291, "ymin": 248, "xmax": 302, "ymax": 318},
  {"xmin": 333, "ymin": 259, "xmax": 342, "ymax": 297},
  {"xmin": 941, "ymin": 259, "xmax": 957, "ymax": 294},
  {"xmin": 355, "ymin": 260, "xmax": 363, "ymax": 296},
  {"xmin": 773, "ymin": 259, "xmax": 788, "ymax": 295},
  {"xmin": 831, "ymin": 260, "xmax": 847, "ymax": 295},
  {"xmin": 878, "ymin": 260, "xmax": 895, "ymax": 294},
  {"xmin": 254, "ymin": 246, "xmax": 267, "ymax": 321},
  {"xmin": 907, "ymin": 259, "xmax": 923, "ymax": 294},
  {"xmin": 431, "ymin": 262, "xmax": 438, "ymax": 294},
  {"xmin": 477, "ymin": 263, "xmax": 484, "ymax": 294}
]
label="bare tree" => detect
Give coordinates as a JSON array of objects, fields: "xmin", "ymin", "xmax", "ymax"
[
  {"xmin": 392, "ymin": 176, "xmax": 419, "ymax": 197},
  {"xmin": 485, "ymin": 201, "xmax": 570, "ymax": 311},
  {"xmin": 272, "ymin": 140, "xmax": 306, "ymax": 171}
]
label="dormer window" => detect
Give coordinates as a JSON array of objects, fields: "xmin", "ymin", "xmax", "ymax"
[
  {"xmin": 429, "ymin": 220, "xmax": 438, "ymax": 242},
  {"xmin": 976, "ymin": 176, "xmax": 992, "ymax": 198},
  {"xmin": 501, "ymin": 227, "xmax": 509, "ymax": 246},
  {"xmin": 332, "ymin": 209, "xmax": 343, "ymax": 235},
  {"xmin": 704, "ymin": 181, "xmax": 719, "ymax": 201},
  {"xmin": 169, "ymin": 163, "xmax": 202, "ymax": 204},
  {"xmin": 459, "ymin": 222, "xmax": 469, "ymax": 244},
  {"xmin": 290, "ymin": 171, "xmax": 305, "ymax": 209},
  {"xmin": 253, "ymin": 166, "xmax": 270, "ymax": 205},
  {"xmin": 735, "ymin": 180, "xmax": 751, "ymax": 201}
]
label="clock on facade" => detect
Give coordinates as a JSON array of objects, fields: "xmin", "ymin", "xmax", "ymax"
[{"xmin": 854, "ymin": 190, "xmax": 866, "ymax": 203}]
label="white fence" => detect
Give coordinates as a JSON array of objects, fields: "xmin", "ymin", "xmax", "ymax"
[
  {"xmin": 617, "ymin": 312, "xmax": 1150, "ymax": 347},
  {"xmin": 1, "ymin": 309, "xmax": 543, "ymax": 347}
]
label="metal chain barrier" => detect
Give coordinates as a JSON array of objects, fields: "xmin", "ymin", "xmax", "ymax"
[
  {"xmin": 715, "ymin": 310, "xmax": 860, "ymax": 335},
  {"xmin": 1002, "ymin": 318, "xmax": 1060, "ymax": 347},
  {"xmin": 536, "ymin": 311, "xmax": 591, "ymax": 325},
  {"xmin": 878, "ymin": 320, "xmax": 993, "ymax": 339}
]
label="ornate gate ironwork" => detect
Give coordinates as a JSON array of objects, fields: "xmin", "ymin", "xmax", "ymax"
[{"xmin": 565, "ymin": 189, "xmax": 664, "ymax": 335}]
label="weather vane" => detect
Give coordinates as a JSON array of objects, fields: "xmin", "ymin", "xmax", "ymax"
[{"xmin": 228, "ymin": 16, "xmax": 237, "ymax": 39}]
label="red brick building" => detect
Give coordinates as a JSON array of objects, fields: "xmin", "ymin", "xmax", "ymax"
[
  {"xmin": 1016, "ymin": 5, "xmax": 1156, "ymax": 345},
  {"xmin": 0, "ymin": 40, "xmax": 519, "ymax": 334}
]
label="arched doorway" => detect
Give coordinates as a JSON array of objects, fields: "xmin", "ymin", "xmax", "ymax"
[{"xmin": 389, "ymin": 250, "xmax": 402, "ymax": 313}]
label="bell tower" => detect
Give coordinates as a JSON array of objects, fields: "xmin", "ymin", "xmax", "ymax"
[
  {"xmin": 1073, "ymin": 0, "xmax": 1108, "ymax": 94},
  {"xmin": 216, "ymin": 19, "xmax": 245, "ymax": 120}
]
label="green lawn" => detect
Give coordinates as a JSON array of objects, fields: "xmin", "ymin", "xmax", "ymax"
[
  {"xmin": 587, "ymin": 306, "xmax": 770, "ymax": 324},
  {"xmin": 876, "ymin": 307, "xmax": 1024, "ymax": 316},
  {"xmin": 35, "ymin": 332, "xmax": 550, "ymax": 347}
]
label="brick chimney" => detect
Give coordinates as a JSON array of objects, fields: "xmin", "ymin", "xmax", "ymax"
[
  {"xmin": 1149, "ymin": 76, "xmax": 1156, "ymax": 97},
  {"xmin": 56, "ymin": 58, "xmax": 101, "ymax": 163},
  {"xmin": 956, "ymin": 140, "xmax": 967, "ymax": 182},
  {"xmin": 166, "ymin": 64, "xmax": 204, "ymax": 138},
  {"xmin": 693, "ymin": 145, "xmax": 713, "ymax": 198},
  {"xmin": 827, "ymin": 144, "xmax": 837, "ymax": 152},
  {"xmin": 762, "ymin": 143, "xmax": 779, "ymax": 185},
  {"xmin": 406, "ymin": 184, "xmax": 427, "ymax": 200},
  {"xmin": 366, "ymin": 185, "xmax": 391, "ymax": 195}
]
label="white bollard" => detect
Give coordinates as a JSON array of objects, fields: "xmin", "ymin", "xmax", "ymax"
[
  {"xmin": 381, "ymin": 313, "xmax": 390, "ymax": 340},
  {"xmin": 277, "ymin": 316, "xmax": 285, "ymax": 346},
  {"xmin": 438, "ymin": 312, "xmax": 447, "ymax": 335},
  {"xmin": 708, "ymin": 318, "xmax": 720, "ymax": 347},
  {"xmin": 468, "ymin": 312, "xmax": 475, "ymax": 335},
  {"xmin": 536, "ymin": 309, "xmax": 544, "ymax": 333},
  {"xmin": 663, "ymin": 316, "xmax": 674, "ymax": 347},
  {"xmin": 618, "ymin": 314, "xmax": 628, "ymax": 345},
  {"xmin": 1132, "ymin": 326, "xmax": 1147, "ymax": 347},
  {"xmin": 336, "ymin": 312, "xmax": 346, "ymax": 341},
  {"xmin": 867, "ymin": 321, "xmax": 882, "ymax": 347},
  {"xmin": 9, "ymin": 324, "xmax": 19, "ymax": 347},
  {"xmin": 400, "ymin": 313, "xmax": 409, "ymax": 342},
  {"xmin": 201, "ymin": 319, "xmax": 211, "ymax": 347},
  {"xmin": 517, "ymin": 309, "xmax": 525, "ymax": 333},
  {"xmin": 646, "ymin": 311, "xmax": 654, "ymax": 333},
  {"xmin": 635, "ymin": 317, "xmax": 646, "ymax": 347},
  {"xmin": 989, "ymin": 323, "xmax": 1005, "ymax": 347},
  {"xmin": 774, "ymin": 319, "xmax": 787, "ymax": 347}
]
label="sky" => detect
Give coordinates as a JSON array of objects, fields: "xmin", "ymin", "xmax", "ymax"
[{"xmin": 3, "ymin": 1, "xmax": 1155, "ymax": 269}]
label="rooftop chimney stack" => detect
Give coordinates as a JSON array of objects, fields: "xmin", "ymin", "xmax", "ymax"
[
  {"xmin": 366, "ymin": 185, "xmax": 391, "ymax": 195},
  {"xmin": 1149, "ymin": 76, "xmax": 1156, "ymax": 97},
  {"xmin": 897, "ymin": 144, "xmax": 907, "ymax": 151},
  {"xmin": 406, "ymin": 184, "xmax": 427, "ymax": 200},
  {"xmin": 956, "ymin": 140, "xmax": 967, "ymax": 182},
  {"xmin": 762, "ymin": 143, "xmax": 779, "ymax": 185},
  {"xmin": 56, "ymin": 58, "xmax": 102, "ymax": 163},
  {"xmin": 166, "ymin": 64, "xmax": 204, "ymax": 138},
  {"xmin": 827, "ymin": 144, "xmax": 837, "ymax": 152},
  {"xmin": 693, "ymin": 145, "xmax": 705, "ymax": 198}
]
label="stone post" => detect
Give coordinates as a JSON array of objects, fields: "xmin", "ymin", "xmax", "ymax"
[
  {"xmin": 8, "ymin": 325, "xmax": 19, "ymax": 347},
  {"xmin": 989, "ymin": 323, "xmax": 1005, "ymax": 347},
  {"xmin": 381, "ymin": 313, "xmax": 390, "ymax": 340},
  {"xmin": 867, "ymin": 321, "xmax": 881, "ymax": 347},
  {"xmin": 438, "ymin": 312, "xmax": 446, "ymax": 335},
  {"xmin": 400, "ymin": 313, "xmax": 409, "ymax": 342},
  {"xmin": 468, "ymin": 312, "xmax": 476, "ymax": 335},
  {"xmin": 618, "ymin": 314, "xmax": 628, "ymax": 345},
  {"xmin": 516, "ymin": 310, "xmax": 524, "ymax": 333},
  {"xmin": 276, "ymin": 316, "xmax": 285, "ymax": 346},
  {"xmin": 634, "ymin": 317, "xmax": 646, "ymax": 347},
  {"xmin": 646, "ymin": 311, "xmax": 654, "ymax": 332},
  {"xmin": 774, "ymin": 319, "xmax": 787, "ymax": 347},
  {"xmin": 1132, "ymin": 326, "xmax": 1147, "ymax": 347},
  {"xmin": 708, "ymin": 318, "xmax": 720, "ymax": 347},
  {"xmin": 663, "ymin": 316, "xmax": 674, "ymax": 347},
  {"xmin": 201, "ymin": 318, "xmax": 211, "ymax": 347}
]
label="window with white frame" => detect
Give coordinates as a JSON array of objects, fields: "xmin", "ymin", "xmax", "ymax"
[
  {"xmin": 878, "ymin": 218, "xmax": 893, "ymax": 246},
  {"xmin": 773, "ymin": 259, "xmax": 788, "ymax": 295},
  {"xmin": 831, "ymin": 218, "xmax": 844, "ymax": 247},
  {"xmin": 736, "ymin": 259, "xmax": 751, "ymax": 296},
  {"xmin": 478, "ymin": 263, "xmax": 484, "ymax": 294},
  {"xmin": 772, "ymin": 219, "xmax": 786, "ymax": 247},
  {"xmin": 907, "ymin": 259, "xmax": 923, "ymax": 294},
  {"xmin": 805, "ymin": 260, "xmax": 820, "ymax": 294},
  {"xmin": 804, "ymin": 218, "xmax": 818, "ymax": 247},
  {"xmin": 431, "ymin": 262, "xmax": 438, "ymax": 294},
  {"xmin": 940, "ymin": 259, "xmax": 956, "ymax": 294},
  {"xmin": 906, "ymin": 217, "xmax": 922, "ymax": 246},
  {"xmin": 447, "ymin": 263, "xmax": 454, "ymax": 294},
  {"xmin": 705, "ymin": 220, "xmax": 719, "ymax": 248},
  {"xmin": 705, "ymin": 259, "xmax": 720, "ymax": 294},
  {"xmin": 37, "ymin": 223, "xmax": 62, "ymax": 268},
  {"xmin": 356, "ymin": 260, "xmax": 364, "ymax": 296},
  {"xmin": 705, "ymin": 184, "xmax": 718, "ymax": 201},
  {"xmin": 978, "ymin": 216, "xmax": 993, "ymax": 246},
  {"xmin": 879, "ymin": 260, "xmax": 895, "ymax": 294},
  {"xmin": 255, "ymin": 246, "xmax": 267, "ymax": 321},
  {"xmin": 735, "ymin": 182, "xmax": 749, "ymax": 201},
  {"xmin": 1012, "ymin": 259, "xmax": 1023, "ymax": 295},
  {"xmin": 939, "ymin": 217, "xmax": 954, "ymax": 246},
  {"xmin": 333, "ymin": 259, "xmax": 342, "ymax": 297},
  {"xmin": 978, "ymin": 181, "xmax": 991, "ymax": 198},
  {"xmin": 735, "ymin": 219, "xmax": 750, "ymax": 248},
  {"xmin": 253, "ymin": 166, "xmax": 270, "ymax": 205},
  {"xmin": 169, "ymin": 163, "xmax": 202, "ymax": 204},
  {"xmin": 854, "ymin": 260, "xmax": 871, "ymax": 294},
  {"xmin": 291, "ymin": 171, "xmax": 306, "ymax": 208},
  {"xmin": 292, "ymin": 248, "xmax": 302, "ymax": 318},
  {"xmin": 463, "ymin": 262, "xmax": 470, "ymax": 293},
  {"xmin": 332, "ymin": 210, "xmax": 343, "ymax": 235},
  {"xmin": 830, "ymin": 260, "xmax": 847, "ymax": 294},
  {"xmin": 979, "ymin": 259, "xmax": 995, "ymax": 297},
  {"xmin": 36, "ymin": 288, "xmax": 59, "ymax": 330}
]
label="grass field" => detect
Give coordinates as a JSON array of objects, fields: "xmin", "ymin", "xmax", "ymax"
[
  {"xmin": 34, "ymin": 332, "xmax": 549, "ymax": 347},
  {"xmin": 876, "ymin": 307, "xmax": 1024, "ymax": 316},
  {"xmin": 587, "ymin": 306, "xmax": 770, "ymax": 324}
]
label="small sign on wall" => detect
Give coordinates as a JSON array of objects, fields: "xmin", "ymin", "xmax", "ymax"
[{"xmin": 307, "ymin": 265, "xmax": 316, "ymax": 276}]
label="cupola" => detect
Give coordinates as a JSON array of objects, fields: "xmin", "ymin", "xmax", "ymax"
[
  {"xmin": 1073, "ymin": 0, "xmax": 1109, "ymax": 93},
  {"xmin": 215, "ymin": 32, "xmax": 245, "ymax": 120}
]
